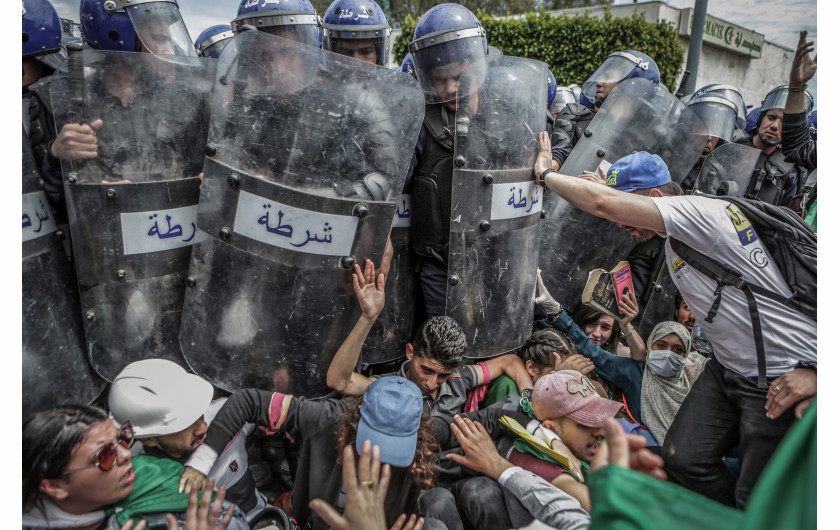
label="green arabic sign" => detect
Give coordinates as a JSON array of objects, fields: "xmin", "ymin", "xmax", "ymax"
[{"xmin": 678, "ymin": 8, "xmax": 763, "ymax": 58}]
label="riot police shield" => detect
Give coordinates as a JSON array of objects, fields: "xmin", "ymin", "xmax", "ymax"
[
  {"xmin": 22, "ymin": 130, "xmax": 105, "ymax": 419},
  {"xmin": 179, "ymin": 31, "xmax": 425, "ymax": 396},
  {"xmin": 539, "ymin": 79, "xmax": 708, "ymax": 309},
  {"xmin": 50, "ymin": 50, "xmax": 215, "ymax": 380},
  {"xmin": 446, "ymin": 56, "xmax": 547, "ymax": 358},
  {"xmin": 693, "ymin": 143, "xmax": 762, "ymax": 197}
]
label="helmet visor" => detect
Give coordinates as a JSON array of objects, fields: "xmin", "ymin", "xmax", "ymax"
[
  {"xmin": 706, "ymin": 86, "xmax": 747, "ymax": 128},
  {"xmin": 411, "ymin": 32, "xmax": 487, "ymax": 104},
  {"xmin": 323, "ymin": 32, "xmax": 390, "ymax": 67},
  {"xmin": 687, "ymin": 99, "xmax": 738, "ymax": 142},
  {"xmin": 200, "ymin": 38, "xmax": 232, "ymax": 58},
  {"xmin": 126, "ymin": 2, "xmax": 196, "ymax": 56},
  {"xmin": 581, "ymin": 54, "xmax": 638, "ymax": 101},
  {"xmin": 761, "ymin": 86, "xmax": 813, "ymax": 114}
]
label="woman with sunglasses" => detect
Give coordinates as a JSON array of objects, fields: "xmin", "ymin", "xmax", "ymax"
[{"xmin": 22, "ymin": 405, "xmax": 247, "ymax": 529}]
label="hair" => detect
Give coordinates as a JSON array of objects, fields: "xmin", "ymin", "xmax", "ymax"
[
  {"xmin": 673, "ymin": 290, "xmax": 685, "ymax": 321},
  {"xmin": 573, "ymin": 305, "xmax": 620, "ymax": 354},
  {"xmin": 519, "ymin": 329, "xmax": 578, "ymax": 370},
  {"xmin": 634, "ymin": 181, "xmax": 684, "ymax": 197},
  {"xmin": 412, "ymin": 316, "xmax": 467, "ymax": 368},
  {"xmin": 334, "ymin": 397, "xmax": 440, "ymax": 490},
  {"xmin": 22, "ymin": 405, "xmax": 110, "ymax": 513}
]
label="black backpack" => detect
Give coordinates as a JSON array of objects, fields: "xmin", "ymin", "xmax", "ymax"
[{"xmin": 669, "ymin": 195, "xmax": 816, "ymax": 389}]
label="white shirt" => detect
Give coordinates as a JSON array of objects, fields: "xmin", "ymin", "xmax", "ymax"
[{"xmin": 652, "ymin": 195, "xmax": 816, "ymax": 378}]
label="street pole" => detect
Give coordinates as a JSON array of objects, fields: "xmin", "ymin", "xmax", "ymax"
[{"xmin": 685, "ymin": 0, "xmax": 708, "ymax": 95}]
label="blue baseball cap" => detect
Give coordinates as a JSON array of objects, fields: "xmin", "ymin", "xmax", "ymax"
[
  {"xmin": 605, "ymin": 151, "xmax": 671, "ymax": 192},
  {"xmin": 356, "ymin": 376, "xmax": 423, "ymax": 467}
]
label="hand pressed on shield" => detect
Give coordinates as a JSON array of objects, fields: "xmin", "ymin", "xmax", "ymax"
[
  {"xmin": 534, "ymin": 269, "xmax": 562, "ymax": 317},
  {"xmin": 534, "ymin": 131, "xmax": 556, "ymax": 182},
  {"xmin": 50, "ymin": 119, "xmax": 103, "ymax": 160},
  {"xmin": 309, "ymin": 441, "xmax": 409, "ymax": 530},
  {"xmin": 353, "ymin": 258, "xmax": 386, "ymax": 320},
  {"xmin": 765, "ymin": 367, "xmax": 816, "ymax": 420},
  {"xmin": 579, "ymin": 166, "xmax": 607, "ymax": 185}
]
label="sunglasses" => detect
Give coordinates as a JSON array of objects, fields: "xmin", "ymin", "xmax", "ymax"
[{"xmin": 63, "ymin": 421, "xmax": 135, "ymax": 476}]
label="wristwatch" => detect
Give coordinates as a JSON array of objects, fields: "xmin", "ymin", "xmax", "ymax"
[
  {"xmin": 521, "ymin": 388, "xmax": 533, "ymax": 400},
  {"xmin": 796, "ymin": 361, "xmax": 816, "ymax": 371},
  {"xmin": 539, "ymin": 168, "xmax": 556, "ymax": 189}
]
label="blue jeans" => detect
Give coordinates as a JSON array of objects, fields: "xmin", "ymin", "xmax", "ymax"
[{"xmin": 662, "ymin": 357, "xmax": 796, "ymax": 508}]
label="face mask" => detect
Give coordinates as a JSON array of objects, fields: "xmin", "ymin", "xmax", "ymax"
[{"xmin": 646, "ymin": 350, "xmax": 686, "ymax": 378}]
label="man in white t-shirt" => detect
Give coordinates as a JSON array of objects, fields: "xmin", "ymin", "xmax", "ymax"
[{"xmin": 532, "ymin": 132, "xmax": 816, "ymax": 508}]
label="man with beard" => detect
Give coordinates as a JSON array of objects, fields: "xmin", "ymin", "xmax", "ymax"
[
  {"xmin": 108, "ymin": 359, "xmax": 269, "ymax": 521},
  {"xmin": 735, "ymin": 85, "xmax": 813, "ymax": 206}
]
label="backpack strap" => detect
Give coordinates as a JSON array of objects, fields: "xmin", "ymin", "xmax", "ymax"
[{"xmin": 669, "ymin": 238, "xmax": 769, "ymax": 389}]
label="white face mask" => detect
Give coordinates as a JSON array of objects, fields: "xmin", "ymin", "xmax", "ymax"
[{"xmin": 646, "ymin": 349, "xmax": 686, "ymax": 378}]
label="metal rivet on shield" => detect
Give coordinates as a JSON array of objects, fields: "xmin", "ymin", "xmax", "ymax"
[
  {"xmin": 596, "ymin": 149, "xmax": 606, "ymax": 158},
  {"xmin": 219, "ymin": 227, "xmax": 231, "ymax": 240},
  {"xmin": 454, "ymin": 156, "xmax": 466, "ymax": 167},
  {"xmin": 479, "ymin": 220, "xmax": 491, "ymax": 231},
  {"xmin": 103, "ymin": 0, "xmax": 116, "ymax": 13},
  {"xmin": 227, "ymin": 174, "xmax": 240, "ymax": 188},
  {"xmin": 106, "ymin": 188, "xmax": 117, "ymax": 198},
  {"xmin": 584, "ymin": 129, "xmax": 593, "ymax": 138},
  {"xmin": 654, "ymin": 283, "xmax": 663, "ymax": 293},
  {"xmin": 341, "ymin": 256, "xmax": 356, "ymax": 269},
  {"xmin": 116, "ymin": 269, "xmax": 126, "ymax": 279},
  {"xmin": 56, "ymin": 229, "xmax": 66, "ymax": 240},
  {"xmin": 482, "ymin": 174, "xmax": 494, "ymax": 185},
  {"xmin": 540, "ymin": 209, "xmax": 547, "ymax": 219},
  {"xmin": 186, "ymin": 276, "xmax": 197, "ymax": 288},
  {"xmin": 85, "ymin": 311, "xmax": 95, "ymax": 321},
  {"xmin": 67, "ymin": 175, "xmax": 77, "ymax": 184},
  {"xmin": 448, "ymin": 274, "xmax": 459, "ymax": 286},
  {"xmin": 205, "ymin": 143, "xmax": 217, "ymax": 157},
  {"xmin": 352, "ymin": 204, "xmax": 369, "ymax": 219}
]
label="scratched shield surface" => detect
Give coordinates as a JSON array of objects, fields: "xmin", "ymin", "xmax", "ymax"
[
  {"xmin": 445, "ymin": 56, "xmax": 547, "ymax": 358},
  {"xmin": 22, "ymin": 130, "xmax": 105, "ymax": 418},
  {"xmin": 50, "ymin": 51, "xmax": 215, "ymax": 380},
  {"xmin": 538, "ymin": 79, "xmax": 709, "ymax": 310},
  {"xmin": 179, "ymin": 31, "xmax": 425, "ymax": 396}
]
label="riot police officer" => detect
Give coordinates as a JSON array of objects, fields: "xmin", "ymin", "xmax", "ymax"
[
  {"xmin": 194, "ymin": 24, "xmax": 234, "ymax": 58},
  {"xmin": 407, "ymin": 2, "xmax": 488, "ymax": 317},
  {"xmin": 681, "ymin": 91, "xmax": 741, "ymax": 192},
  {"xmin": 549, "ymin": 50, "xmax": 660, "ymax": 169},
  {"xmin": 551, "ymin": 50, "xmax": 659, "ymax": 169},
  {"xmin": 735, "ymin": 85, "xmax": 814, "ymax": 206},
  {"xmin": 322, "ymin": 0, "xmax": 391, "ymax": 66}
]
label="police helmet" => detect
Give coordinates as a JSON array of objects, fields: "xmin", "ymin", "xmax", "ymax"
[
  {"xmin": 232, "ymin": 0, "xmax": 322, "ymax": 48},
  {"xmin": 23, "ymin": 0, "xmax": 67, "ymax": 70},
  {"xmin": 322, "ymin": 0, "xmax": 390, "ymax": 66},
  {"xmin": 194, "ymin": 24, "xmax": 234, "ymax": 58},
  {"xmin": 581, "ymin": 50, "xmax": 660, "ymax": 109}
]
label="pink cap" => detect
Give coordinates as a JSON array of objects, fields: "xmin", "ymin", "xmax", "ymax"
[{"xmin": 532, "ymin": 370, "xmax": 624, "ymax": 427}]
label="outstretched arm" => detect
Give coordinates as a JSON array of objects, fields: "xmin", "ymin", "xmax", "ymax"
[
  {"xmin": 785, "ymin": 30, "xmax": 816, "ymax": 115},
  {"xmin": 534, "ymin": 131, "xmax": 665, "ymax": 234},
  {"xmin": 478, "ymin": 354, "xmax": 534, "ymax": 394},
  {"xmin": 326, "ymin": 240, "xmax": 393, "ymax": 395}
]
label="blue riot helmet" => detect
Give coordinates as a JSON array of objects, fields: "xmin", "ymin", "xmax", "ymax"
[
  {"xmin": 581, "ymin": 50, "xmax": 659, "ymax": 109},
  {"xmin": 694, "ymin": 83, "xmax": 748, "ymax": 129},
  {"xmin": 232, "ymin": 0, "xmax": 321, "ymax": 48},
  {"xmin": 80, "ymin": 0, "xmax": 196, "ymax": 56},
  {"xmin": 322, "ymin": 0, "xmax": 390, "ymax": 66},
  {"xmin": 409, "ymin": 3, "xmax": 488, "ymax": 105},
  {"xmin": 400, "ymin": 52, "xmax": 416, "ymax": 79},
  {"xmin": 745, "ymin": 107, "xmax": 760, "ymax": 132},
  {"xmin": 808, "ymin": 109, "xmax": 817, "ymax": 142},
  {"xmin": 760, "ymin": 85, "xmax": 814, "ymax": 115},
  {"xmin": 546, "ymin": 69, "xmax": 557, "ymax": 109},
  {"xmin": 23, "ymin": 0, "xmax": 67, "ymax": 70},
  {"xmin": 550, "ymin": 86, "xmax": 577, "ymax": 117},
  {"xmin": 686, "ymin": 93, "xmax": 739, "ymax": 143},
  {"xmin": 194, "ymin": 24, "xmax": 234, "ymax": 58}
]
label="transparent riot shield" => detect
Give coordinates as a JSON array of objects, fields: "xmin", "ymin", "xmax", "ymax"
[
  {"xmin": 693, "ymin": 143, "xmax": 762, "ymax": 197},
  {"xmin": 22, "ymin": 130, "xmax": 105, "ymax": 419},
  {"xmin": 446, "ymin": 56, "xmax": 547, "ymax": 358},
  {"xmin": 50, "ymin": 50, "xmax": 215, "ymax": 380},
  {"xmin": 179, "ymin": 31, "xmax": 424, "ymax": 396},
  {"xmin": 539, "ymin": 79, "xmax": 708, "ymax": 309}
]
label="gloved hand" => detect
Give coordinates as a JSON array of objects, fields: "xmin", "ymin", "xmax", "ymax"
[{"xmin": 534, "ymin": 269, "xmax": 562, "ymax": 317}]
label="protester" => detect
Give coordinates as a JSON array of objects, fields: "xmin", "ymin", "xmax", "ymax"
[
  {"xmin": 534, "ymin": 134, "xmax": 816, "ymax": 508},
  {"xmin": 22, "ymin": 405, "xmax": 246, "ymax": 529}
]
